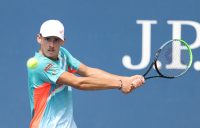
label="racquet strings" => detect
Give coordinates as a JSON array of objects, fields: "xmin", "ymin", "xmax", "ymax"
[{"xmin": 156, "ymin": 39, "xmax": 192, "ymax": 77}]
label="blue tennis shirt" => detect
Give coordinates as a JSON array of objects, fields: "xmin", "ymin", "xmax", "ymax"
[{"xmin": 27, "ymin": 47, "xmax": 80, "ymax": 128}]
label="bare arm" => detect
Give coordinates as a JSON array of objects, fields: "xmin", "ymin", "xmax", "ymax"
[
  {"xmin": 56, "ymin": 63, "xmax": 145, "ymax": 93},
  {"xmin": 56, "ymin": 71, "xmax": 122, "ymax": 90},
  {"xmin": 77, "ymin": 63, "xmax": 145, "ymax": 91},
  {"xmin": 76, "ymin": 63, "xmax": 126, "ymax": 80}
]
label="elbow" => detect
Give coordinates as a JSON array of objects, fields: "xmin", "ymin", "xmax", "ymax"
[
  {"xmin": 57, "ymin": 72, "xmax": 88, "ymax": 90},
  {"xmin": 76, "ymin": 84, "xmax": 86, "ymax": 90},
  {"xmin": 72, "ymin": 79, "xmax": 86, "ymax": 90}
]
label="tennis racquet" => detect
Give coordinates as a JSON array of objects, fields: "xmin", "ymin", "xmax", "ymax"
[{"xmin": 143, "ymin": 39, "xmax": 193, "ymax": 80}]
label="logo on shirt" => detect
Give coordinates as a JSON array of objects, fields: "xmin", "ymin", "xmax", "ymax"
[{"xmin": 44, "ymin": 63, "xmax": 53, "ymax": 72}]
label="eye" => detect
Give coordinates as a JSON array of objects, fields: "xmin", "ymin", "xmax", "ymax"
[
  {"xmin": 54, "ymin": 38, "xmax": 59, "ymax": 42},
  {"xmin": 54, "ymin": 38, "xmax": 61, "ymax": 43},
  {"xmin": 45, "ymin": 37, "xmax": 50, "ymax": 41}
]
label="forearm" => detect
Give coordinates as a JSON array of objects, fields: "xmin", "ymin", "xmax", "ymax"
[
  {"xmin": 77, "ymin": 68, "xmax": 145, "ymax": 92},
  {"xmin": 75, "ymin": 77, "xmax": 121, "ymax": 90},
  {"xmin": 81, "ymin": 67, "xmax": 127, "ymax": 81}
]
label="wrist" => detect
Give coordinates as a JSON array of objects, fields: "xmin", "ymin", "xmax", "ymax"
[{"xmin": 118, "ymin": 80, "xmax": 123, "ymax": 90}]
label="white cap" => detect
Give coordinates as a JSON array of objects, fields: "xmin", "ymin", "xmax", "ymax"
[{"xmin": 40, "ymin": 20, "xmax": 65, "ymax": 41}]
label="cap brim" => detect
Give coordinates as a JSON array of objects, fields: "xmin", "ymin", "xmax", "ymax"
[{"xmin": 41, "ymin": 33, "xmax": 64, "ymax": 41}]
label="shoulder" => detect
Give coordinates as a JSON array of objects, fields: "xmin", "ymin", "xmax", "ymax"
[
  {"xmin": 59, "ymin": 47, "xmax": 75, "ymax": 60},
  {"xmin": 60, "ymin": 47, "xmax": 71, "ymax": 55}
]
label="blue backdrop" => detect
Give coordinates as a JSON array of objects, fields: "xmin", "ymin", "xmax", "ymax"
[{"xmin": 0, "ymin": 0, "xmax": 199, "ymax": 128}]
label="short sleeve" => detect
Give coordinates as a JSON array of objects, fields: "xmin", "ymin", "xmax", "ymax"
[{"xmin": 42, "ymin": 62, "xmax": 65, "ymax": 84}]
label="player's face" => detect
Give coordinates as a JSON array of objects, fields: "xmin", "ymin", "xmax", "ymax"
[{"xmin": 38, "ymin": 35, "xmax": 64, "ymax": 60}]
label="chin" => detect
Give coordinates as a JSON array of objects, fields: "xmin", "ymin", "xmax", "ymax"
[{"xmin": 49, "ymin": 55, "xmax": 58, "ymax": 60}]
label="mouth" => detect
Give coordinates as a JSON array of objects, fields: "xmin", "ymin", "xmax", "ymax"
[
  {"xmin": 48, "ymin": 49, "xmax": 55, "ymax": 52},
  {"xmin": 47, "ymin": 49, "xmax": 55, "ymax": 54}
]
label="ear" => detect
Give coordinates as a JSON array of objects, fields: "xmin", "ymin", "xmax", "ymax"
[
  {"xmin": 37, "ymin": 34, "xmax": 42, "ymax": 44},
  {"xmin": 61, "ymin": 37, "xmax": 67, "ymax": 45},
  {"xmin": 61, "ymin": 40, "xmax": 65, "ymax": 45},
  {"xmin": 60, "ymin": 37, "xmax": 66, "ymax": 45}
]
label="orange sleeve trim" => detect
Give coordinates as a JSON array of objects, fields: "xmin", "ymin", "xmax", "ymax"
[{"xmin": 68, "ymin": 66, "xmax": 77, "ymax": 74}]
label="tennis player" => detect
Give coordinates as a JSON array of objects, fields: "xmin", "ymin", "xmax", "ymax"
[{"xmin": 27, "ymin": 19, "xmax": 145, "ymax": 128}]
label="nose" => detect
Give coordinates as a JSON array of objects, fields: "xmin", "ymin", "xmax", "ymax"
[{"xmin": 48, "ymin": 41, "xmax": 55, "ymax": 47}]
